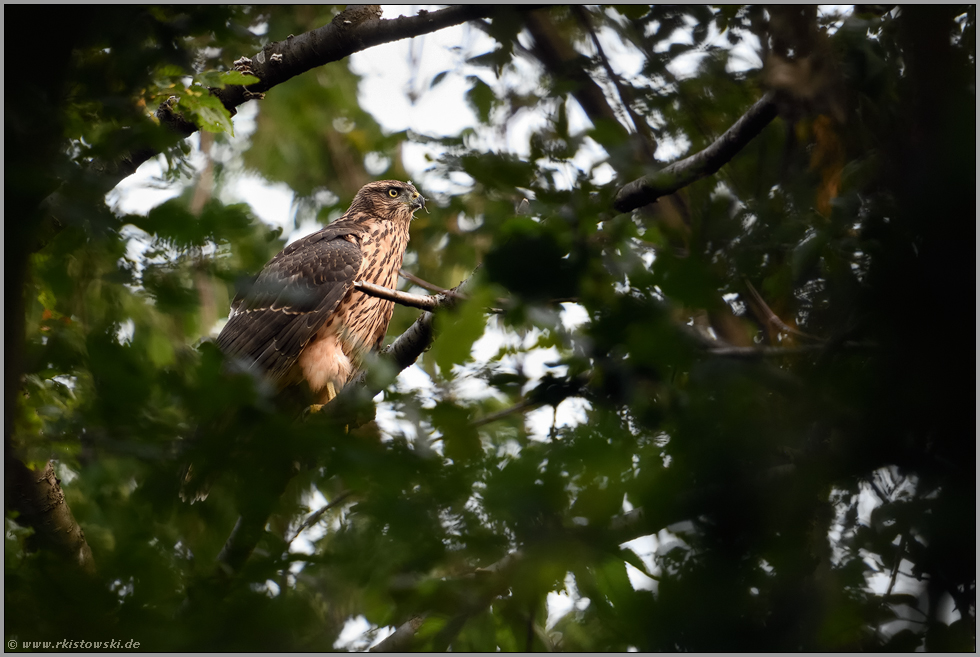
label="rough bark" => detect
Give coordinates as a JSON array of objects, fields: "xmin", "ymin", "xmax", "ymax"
[{"xmin": 4, "ymin": 450, "xmax": 95, "ymax": 574}]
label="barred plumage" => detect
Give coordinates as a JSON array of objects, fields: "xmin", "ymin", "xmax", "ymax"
[{"xmin": 216, "ymin": 180, "xmax": 425, "ymax": 404}]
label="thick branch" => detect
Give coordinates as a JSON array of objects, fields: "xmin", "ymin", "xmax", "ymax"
[
  {"xmin": 5, "ymin": 452, "xmax": 95, "ymax": 574},
  {"xmin": 112, "ymin": 5, "xmax": 504, "ymax": 184},
  {"xmin": 614, "ymin": 93, "xmax": 778, "ymax": 213},
  {"xmin": 371, "ymin": 616, "xmax": 426, "ymax": 652}
]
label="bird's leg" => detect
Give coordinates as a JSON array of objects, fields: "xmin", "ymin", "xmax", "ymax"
[{"xmin": 305, "ymin": 381, "xmax": 338, "ymax": 415}]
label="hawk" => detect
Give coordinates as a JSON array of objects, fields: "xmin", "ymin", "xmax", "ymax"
[{"xmin": 216, "ymin": 180, "xmax": 425, "ymax": 406}]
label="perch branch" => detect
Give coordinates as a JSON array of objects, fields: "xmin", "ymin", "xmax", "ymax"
[
  {"xmin": 354, "ymin": 281, "xmax": 441, "ymax": 311},
  {"xmin": 614, "ymin": 93, "xmax": 778, "ymax": 213}
]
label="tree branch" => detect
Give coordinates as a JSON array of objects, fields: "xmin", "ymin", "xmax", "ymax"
[
  {"xmin": 399, "ymin": 268, "xmax": 467, "ymax": 299},
  {"xmin": 286, "ymin": 490, "xmax": 353, "ymax": 546},
  {"xmin": 4, "ymin": 451, "xmax": 95, "ymax": 574},
  {"xmin": 523, "ymin": 9, "xmax": 635, "ymax": 149},
  {"xmin": 370, "ymin": 615, "xmax": 426, "ymax": 652},
  {"xmin": 109, "ymin": 5, "xmax": 506, "ymax": 186},
  {"xmin": 614, "ymin": 93, "xmax": 779, "ymax": 213},
  {"xmin": 705, "ymin": 342, "xmax": 875, "ymax": 358},
  {"xmin": 354, "ymin": 281, "xmax": 442, "ymax": 312}
]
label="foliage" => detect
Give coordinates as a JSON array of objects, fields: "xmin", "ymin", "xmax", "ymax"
[{"xmin": 5, "ymin": 4, "xmax": 975, "ymax": 652}]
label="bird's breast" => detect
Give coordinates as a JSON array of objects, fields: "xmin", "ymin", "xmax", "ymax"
[{"xmin": 336, "ymin": 223, "xmax": 410, "ymax": 364}]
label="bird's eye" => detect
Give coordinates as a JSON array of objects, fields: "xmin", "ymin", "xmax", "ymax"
[{"xmin": 387, "ymin": 188, "xmax": 399, "ymax": 198}]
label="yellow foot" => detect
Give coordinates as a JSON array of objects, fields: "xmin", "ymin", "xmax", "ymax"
[{"xmin": 304, "ymin": 404, "xmax": 324, "ymax": 416}]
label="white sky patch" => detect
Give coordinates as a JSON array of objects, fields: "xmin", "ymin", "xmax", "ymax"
[
  {"xmin": 289, "ymin": 487, "xmax": 331, "ymax": 556},
  {"xmin": 349, "ymin": 10, "xmax": 493, "ymax": 136},
  {"xmin": 106, "ymin": 155, "xmax": 181, "ymax": 216},
  {"xmin": 547, "ymin": 572, "xmax": 591, "ymax": 630},
  {"xmin": 228, "ymin": 173, "xmax": 295, "ymax": 235},
  {"xmin": 333, "ymin": 615, "xmax": 375, "ymax": 651},
  {"xmin": 526, "ymin": 397, "xmax": 592, "ymax": 442},
  {"xmin": 559, "ymin": 302, "xmax": 590, "ymax": 332}
]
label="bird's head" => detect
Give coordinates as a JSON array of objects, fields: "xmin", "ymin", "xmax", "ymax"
[{"xmin": 348, "ymin": 180, "xmax": 426, "ymax": 222}]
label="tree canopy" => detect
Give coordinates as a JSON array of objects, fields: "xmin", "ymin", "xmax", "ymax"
[{"xmin": 5, "ymin": 4, "xmax": 975, "ymax": 652}]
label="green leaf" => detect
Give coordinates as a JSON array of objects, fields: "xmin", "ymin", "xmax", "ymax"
[
  {"xmin": 218, "ymin": 70, "xmax": 260, "ymax": 86},
  {"xmin": 430, "ymin": 71, "xmax": 450, "ymax": 88},
  {"xmin": 429, "ymin": 287, "xmax": 492, "ymax": 378},
  {"xmin": 466, "ymin": 76, "xmax": 495, "ymax": 123},
  {"xmin": 178, "ymin": 87, "xmax": 234, "ymax": 135}
]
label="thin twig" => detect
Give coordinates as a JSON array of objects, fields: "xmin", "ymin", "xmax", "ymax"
[
  {"xmin": 399, "ymin": 269, "xmax": 468, "ymax": 299},
  {"xmin": 471, "ymin": 399, "xmax": 538, "ymax": 427},
  {"xmin": 287, "ymin": 490, "xmax": 353, "ymax": 545},
  {"xmin": 886, "ymin": 534, "xmax": 908, "ymax": 597},
  {"xmin": 572, "ymin": 6, "xmax": 656, "ymax": 157}
]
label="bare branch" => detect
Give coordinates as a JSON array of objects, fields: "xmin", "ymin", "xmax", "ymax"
[
  {"xmin": 354, "ymin": 281, "xmax": 441, "ymax": 311},
  {"xmin": 614, "ymin": 93, "xmax": 779, "ymax": 213}
]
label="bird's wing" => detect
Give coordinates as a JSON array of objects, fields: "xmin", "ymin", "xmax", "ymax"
[{"xmin": 216, "ymin": 225, "xmax": 364, "ymax": 383}]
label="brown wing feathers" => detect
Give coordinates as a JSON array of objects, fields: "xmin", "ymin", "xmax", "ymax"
[{"xmin": 216, "ymin": 224, "xmax": 364, "ymax": 383}]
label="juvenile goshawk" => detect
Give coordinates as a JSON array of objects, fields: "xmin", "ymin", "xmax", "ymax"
[{"xmin": 216, "ymin": 180, "xmax": 425, "ymax": 405}]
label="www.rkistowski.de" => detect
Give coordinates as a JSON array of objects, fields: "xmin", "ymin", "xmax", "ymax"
[{"xmin": 7, "ymin": 639, "xmax": 141, "ymax": 650}]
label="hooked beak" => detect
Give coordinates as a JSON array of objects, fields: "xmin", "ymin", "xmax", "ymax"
[{"xmin": 410, "ymin": 191, "xmax": 427, "ymax": 214}]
